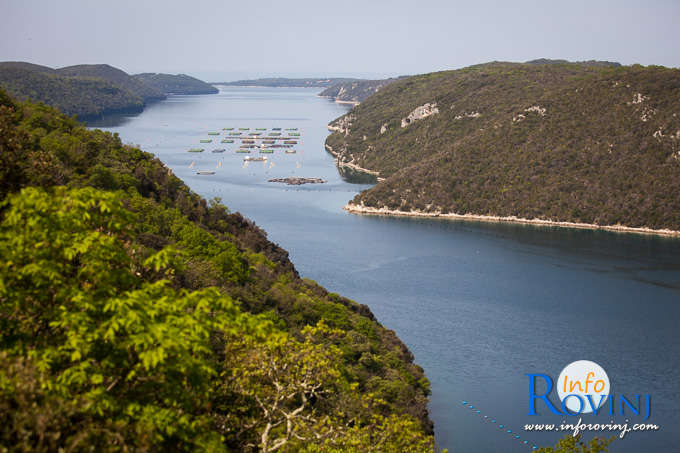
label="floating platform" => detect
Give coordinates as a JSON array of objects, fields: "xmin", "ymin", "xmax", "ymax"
[
  {"xmin": 212, "ymin": 148, "xmax": 226, "ymax": 153},
  {"xmin": 288, "ymin": 132, "xmax": 301, "ymax": 137},
  {"xmin": 285, "ymin": 128, "xmax": 298, "ymax": 131},
  {"xmin": 236, "ymin": 149, "xmax": 251, "ymax": 153},
  {"xmin": 239, "ymin": 127, "xmax": 249, "ymax": 130},
  {"xmin": 229, "ymin": 132, "xmax": 241, "ymax": 135},
  {"xmin": 197, "ymin": 170, "xmax": 216, "ymax": 175},
  {"xmin": 284, "ymin": 140, "xmax": 297, "ymax": 144},
  {"xmin": 244, "ymin": 156, "xmax": 267, "ymax": 161},
  {"xmin": 285, "ymin": 149, "xmax": 297, "ymax": 154},
  {"xmin": 255, "ymin": 128, "xmax": 267, "ymax": 131},
  {"xmin": 188, "ymin": 148, "xmax": 204, "ymax": 152},
  {"xmin": 221, "ymin": 139, "xmax": 234, "ymax": 143},
  {"xmin": 200, "ymin": 139, "xmax": 212, "ymax": 143},
  {"xmin": 208, "ymin": 132, "xmax": 220, "ymax": 135},
  {"xmin": 223, "ymin": 127, "xmax": 234, "ymax": 130},
  {"xmin": 263, "ymin": 140, "xmax": 275, "ymax": 144},
  {"xmin": 270, "ymin": 132, "xmax": 282, "ymax": 136},
  {"xmin": 268, "ymin": 177, "xmax": 326, "ymax": 185},
  {"xmin": 272, "ymin": 127, "xmax": 281, "ymax": 131},
  {"xmin": 259, "ymin": 149, "xmax": 274, "ymax": 154}
]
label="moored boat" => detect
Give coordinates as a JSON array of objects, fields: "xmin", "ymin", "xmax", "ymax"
[
  {"xmin": 212, "ymin": 148, "xmax": 226, "ymax": 153},
  {"xmin": 197, "ymin": 170, "xmax": 216, "ymax": 175},
  {"xmin": 188, "ymin": 148, "xmax": 204, "ymax": 152}
]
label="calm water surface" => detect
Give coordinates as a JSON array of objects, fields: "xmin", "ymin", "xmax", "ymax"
[{"xmin": 91, "ymin": 87, "xmax": 680, "ymax": 452}]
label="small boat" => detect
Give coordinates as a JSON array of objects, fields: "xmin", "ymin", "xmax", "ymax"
[
  {"xmin": 259, "ymin": 149, "xmax": 274, "ymax": 154},
  {"xmin": 208, "ymin": 132, "xmax": 220, "ymax": 136},
  {"xmin": 285, "ymin": 149, "xmax": 297, "ymax": 154},
  {"xmin": 244, "ymin": 156, "xmax": 267, "ymax": 161},
  {"xmin": 284, "ymin": 140, "xmax": 297, "ymax": 144},
  {"xmin": 200, "ymin": 139, "xmax": 212, "ymax": 143},
  {"xmin": 188, "ymin": 148, "xmax": 204, "ymax": 152},
  {"xmin": 197, "ymin": 170, "xmax": 216, "ymax": 175},
  {"xmin": 212, "ymin": 148, "xmax": 226, "ymax": 153}
]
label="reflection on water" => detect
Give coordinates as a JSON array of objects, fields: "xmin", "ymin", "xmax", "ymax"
[{"xmin": 92, "ymin": 87, "xmax": 680, "ymax": 453}]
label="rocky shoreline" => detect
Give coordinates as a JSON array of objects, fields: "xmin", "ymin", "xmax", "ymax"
[
  {"xmin": 324, "ymin": 143, "xmax": 383, "ymax": 179},
  {"xmin": 344, "ymin": 203, "xmax": 680, "ymax": 237}
]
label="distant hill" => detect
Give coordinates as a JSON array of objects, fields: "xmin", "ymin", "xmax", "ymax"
[
  {"xmin": 57, "ymin": 64, "xmax": 166, "ymax": 102},
  {"xmin": 217, "ymin": 77, "xmax": 361, "ymax": 88},
  {"xmin": 326, "ymin": 61, "xmax": 680, "ymax": 233},
  {"xmin": 319, "ymin": 78, "xmax": 404, "ymax": 104},
  {"xmin": 134, "ymin": 73, "xmax": 218, "ymax": 95},
  {"xmin": 0, "ymin": 63, "xmax": 143, "ymax": 118},
  {"xmin": 526, "ymin": 58, "xmax": 622, "ymax": 67},
  {"xmin": 0, "ymin": 62, "xmax": 218, "ymax": 120}
]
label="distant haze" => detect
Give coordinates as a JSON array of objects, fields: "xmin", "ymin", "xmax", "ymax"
[{"xmin": 1, "ymin": 0, "xmax": 678, "ymax": 81}]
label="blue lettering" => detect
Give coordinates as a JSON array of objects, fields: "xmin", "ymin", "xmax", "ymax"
[
  {"xmin": 620, "ymin": 394, "xmax": 641, "ymax": 416},
  {"xmin": 526, "ymin": 373, "xmax": 562, "ymax": 415}
]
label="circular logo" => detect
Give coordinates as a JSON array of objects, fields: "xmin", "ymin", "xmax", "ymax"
[{"xmin": 556, "ymin": 360, "xmax": 610, "ymax": 414}]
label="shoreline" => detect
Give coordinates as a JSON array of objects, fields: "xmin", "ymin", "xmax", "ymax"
[
  {"xmin": 324, "ymin": 144, "xmax": 383, "ymax": 178},
  {"xmin": 344, "ymin": 203, "xmax": 680, "ymax": 238},
  {"xmin": 317, "ymin": 94, "xmax": 360, "ymax": 106}
]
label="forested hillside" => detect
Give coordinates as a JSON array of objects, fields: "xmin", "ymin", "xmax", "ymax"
[
  {"xmin": 0, "ymin": 62, "xmax": 144, "ymax": 118},
  {"xmin": 57, "ymin": 64, "xmax": 166, "ymax": 102},
  {"xmin": 326, "ymin": 62, "xmax": 680, "ymax": 232},
  {"xmin": 134, "ymin": 72, "xmax": 218, "ymax": 94},
  {"xmin": 0, "ymin": 89, "xmax": 434, "ymax": 452}
]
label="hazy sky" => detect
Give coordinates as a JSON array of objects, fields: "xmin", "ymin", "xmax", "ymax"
[{"xmin": 1, "ymin": 0, "xmax": 678, "ymax": 81}]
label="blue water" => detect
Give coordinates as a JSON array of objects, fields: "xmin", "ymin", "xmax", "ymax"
[{"xmin": 91, "ymin": 87, "xmax": 680, "ymax": 452}]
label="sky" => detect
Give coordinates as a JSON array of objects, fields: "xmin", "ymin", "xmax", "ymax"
[{"xmin": 1, "ymin": 0, "xmax": 679, "ymax": 82}]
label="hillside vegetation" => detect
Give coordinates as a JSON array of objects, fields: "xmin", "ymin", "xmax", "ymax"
[
  {"xmin": 134, "ymin": 72, "xmax": 218, "ymax": 95},
  {"xmin": 326, "ymin": 62, "xmax": 680, "ymax": 231},
  {"xmin": 0, "ymin": 89, "xmax": 433, "ymax": 451},
  {"xmin": 57, "ymin": 64, "xmax": 166, "ymax": 101},
  {"xmin": 0, "ymin": 62, "xmax": 220, "ymax": 120},
  {"xmin": 0, "ymin": 62, "xmax": 144, "ymax": 118}
]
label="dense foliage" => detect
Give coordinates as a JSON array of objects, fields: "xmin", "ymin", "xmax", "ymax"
[
  {"xmin": 0, "ymin": 62, "xmax": 219, "ymax": 120},
  {"xmin": 0, "ymin": 90, "xmax": 434, "ymax": 451},
  {"xmin": 537, "ymin": 434, "xmax": 613, "ymax": 453},
  {"xmin": 0, "ymin": 63, "xmax": 143, "ymax": 119},
  {"xmin": 57, "ymin": 64, "xmax": 166, "ymax": 102},
  {"xmin": 326, "ymin": 62, "xmax": 680, "ymax": 230},
  {"xmin": 133, "ymin": 73, "xmax": 218, "ymax": 95}
]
